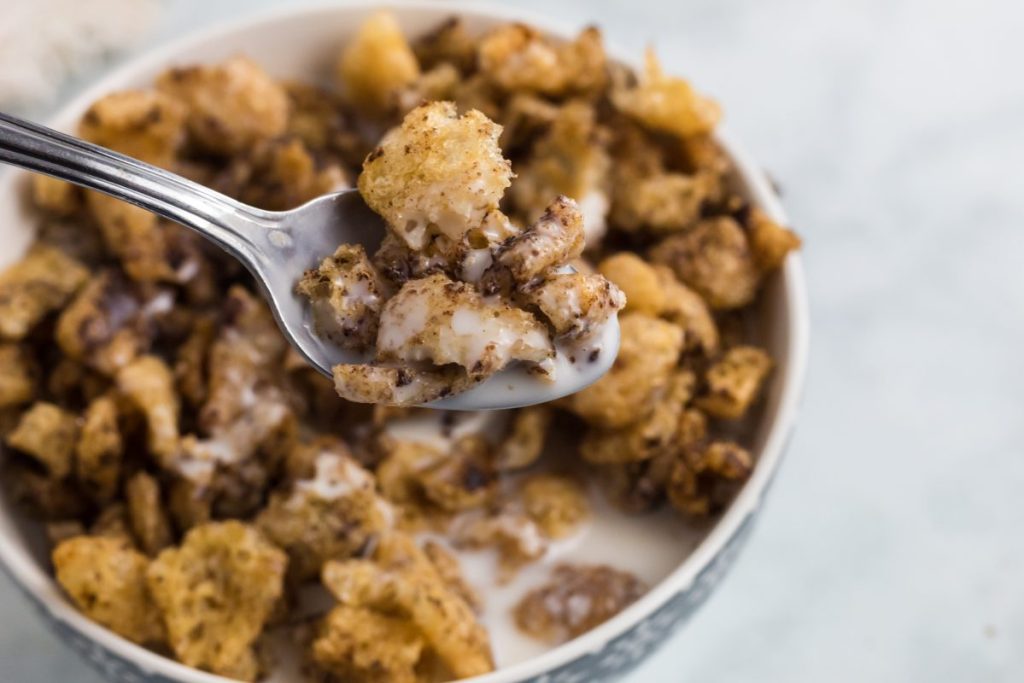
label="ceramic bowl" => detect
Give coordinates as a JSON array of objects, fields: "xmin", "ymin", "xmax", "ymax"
[{"xmin": 0, "ymin": 3, "xmax": 809, "ymax": 682}]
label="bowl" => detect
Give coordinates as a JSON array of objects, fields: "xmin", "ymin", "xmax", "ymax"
[{"xmin": 0, "ymin": 2, "xmax": 809, "ymax": 682}]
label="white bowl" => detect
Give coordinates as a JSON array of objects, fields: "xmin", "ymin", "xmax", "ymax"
[{"xmin": 0, "ymin": 3, "xmax": 809, "ymax": 682}]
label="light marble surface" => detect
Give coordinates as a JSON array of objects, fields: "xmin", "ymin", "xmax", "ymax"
[{"xmin": 3, "ymin": 0, "xmax": 1023, "ymax": 681}]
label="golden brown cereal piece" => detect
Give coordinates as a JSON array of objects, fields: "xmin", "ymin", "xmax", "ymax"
[
  {"xmin": 478, "ymin": 24, "xmax": 607, "ymax": 96},
  {"xmin": 6, "ymin": 402, "xmax": 79, "ymax": 478},
  {"xmin": 90, "ymin": 503, "xmax": 134, "ymax": 541},
  {"xmin": 524, "ymin": 271, "xmax": 625, "ymax": 341},
  {"xmin": 612, "ymin": 49, "xmax": 720, "ymax": 139},
  {"xmin": 86, "ymin": 195, "xmax": 172, "ymax": 282},
  {"xmin": 53, "ymin": 536, "xmax": 165, "ymax": 645},
  {"xmin": 563, "ymin": 313, "xmax": 684, "ymax": 429},
  {"xmin": 116, "ymin": 356, "xmax": 179, "ymax": 465},
  {"xmin": 125, "ymin": 471, "xmax": 173, "ymax": 556},
  {"xmin": 311, "ymin": 604, "xmax": 424, "ymax": 683},
  {"xmin": 374, "ymin": 436, "xmax": 448, "ymax": 523},
  {"xmin": 649, "ymin": 216, "xmax": 762, "ymax": 310},
  {"xmin": 423, "ymin": 540, "xmax": 482, "ymax": 612},
  {"xmin": 654, "ymin": 266, "xmax": 720, "ymax": 353},
  {"xmin": 597, "ymin": 252, "xmax": 665, "ymax": 316},
  {"xmin": 284, "ymin": 82, "xmax": 368, "ymax": 164},
  {"xmin": 76, "ymin": 394, "xmax": 123, "ymax": 504},
  {"xmin": 332, "ymin": 364, "xmax": 475, "ymax": 408},
  {"xmin": 514, "ymin": 564, "xmax": 646, "ymax": 643},
  {"xmin": 55, "ymin": 271, "xmax": 147, "ymax": 375},
  {"xmin": 337, "ymin": 11, "xmax": 421, "ymax": 113},
  {"xmin": 495, "ymin": 405, "xmax": 552, "ymax": 470},
  {"xmin": 746, "ymin": 206, "xmax": 802, "ymax": 271},
  {"xmin": 146, "ymin": 521, "xmax": 287, "ymax": 680},
  {"xmin": 296, "ymin": 244, "xmax": 384, "ymax": 352},
  {"xmin": 358, "ymin": 102, "xmax": 512, "ymax": 250},
  {"xmin": 696, "ymin": 346, "xmax": 774, "ymax": 419},
  {"xmin": 256, "ymin": 450, "xmax": 389, "ymax": 581},
  {"xmin": 4, "ymin": 459, "xmax": 87, "ymax": 519},
  {"xmin": 611, "ymin": 170, "xmax": 716, "ymax": 234},
  {"xmin": 598, "ymin": 453, "xmax": 673, "ymax": 514},
  {"xmin": 413, "ymin": 17, "xmax": 477, "ymax": 73},
  {"xmin": 482, "ymin": 196, "xmax": 586, "ymax": 293},
  {"xmin": 452, "ymin": 509, "xmax": 547, "ymax": 579},
  {"xmin": 395, "ymin": 62, "xmax": 460, "ymax": 114},
  {"xmin": 32, "ymin": 175, "xmax": 81, "ymax": 216},
  {"xmin": 667, "ymin": 440, "xmax": 753, "ymax": 516},
  {"xmin": 416, "ymin": 435, "xmax": 496, "ymax": 512},
  {"xmin": 78, "ymin": 90, "xmax": 186, "ymax": 167},
  {"xmin": 521, "ymin": 474, "xmax": 590, "ymax": 539},
  {"xmin": 173, "ymin": 314, "xmax": 215, "ymax": 409},
  {"xmin": 157, "ymin": 56, "xmax": 289, "ymax": 155},
  {"xmin": 498, "ymin": 93, "xmax": 560, "ymax": 152},
  {"xmin": 0, "ymin": 244, "xmax": 89, "ymax": 341},
  {"xmin": 0, "ymin": 344, "xmax": 37, "ymax": 408},
  {"xmin": 167, "ymin": 477, "xmax": 212, "ymax": 533}
]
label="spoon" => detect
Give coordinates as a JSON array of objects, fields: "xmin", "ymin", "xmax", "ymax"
[{"xmin": 0, "ymin": 111, "xmax": 620, "ymax": 410}]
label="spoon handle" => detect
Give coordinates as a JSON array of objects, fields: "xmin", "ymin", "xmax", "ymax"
[{"xmin": 0, "ymin": 111, "xmax": 268, "ymax": 264}]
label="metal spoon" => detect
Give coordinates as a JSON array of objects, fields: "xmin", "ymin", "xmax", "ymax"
[{"xmin": 0, "ymin": 111, "xmax": 620, "ymax": 410}]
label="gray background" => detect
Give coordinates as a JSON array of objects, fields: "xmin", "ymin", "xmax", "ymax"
[{"xmin": 2, "ymin": 0, "xmax": 1023, "ymax": 681}]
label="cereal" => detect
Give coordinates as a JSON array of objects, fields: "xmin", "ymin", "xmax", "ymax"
[
  {"xmin": 524, "ymin": 271, "xmax": 625, "ymax": 341},
  {"xmin": 696, "ymin": 346, "xmax": 774, "ymax": 419},
  {"xmin": 479, "ymin": 24, "xmax": 606, "ymax": 96},
  {"xmin": 312, "ymin": 604, "xmax": 425, "ymax": 683},
  {"xmin": 296, "ymin": 244, "xmax": 384, "ymax": 352},
  {"xmin": 338, "ymin": 11, "xmax": 421, "ymax": 113},
  {"xmin": 451, "ymin": 509, "xmax": 547, "ymax": 579},
  {"xmin": 6, "ymin": 402, "xmax": 79, "ymax": 478},
  {"xmin": 146, "ymin": 521, "xmax": 287, "ymax": 680},
  {"xmin": 53, "ymin": 536, "xmax": 166, "ymax": 645},
  {"xmin": 612, "ymin": 49, "xmax": 720, "ymax": 138},
  {"xmin": 55, "ymin": 271, "xmax": 147, "ymax": 375},
  {"xmin": 667, "ymin": 440, "xmax": 754, "ymax": 516},
  {"xmin": 0, "ymin": 244, "xmax": 89, "ymax": 340},
  {"xmin": 495, "ymin": 405, "xmax": 552, "ymax": 470},
  {"xmin": 745, "ymin": 206, "xmax": 802, "ymax": 270},
  {"xmin": 32, "ymin": 175, "xmax": 81, "ymax": 216},
  {"xmin": 125, "ymin": 471, "xmax": 173, "ymax": 556},
  {"xmin": 76, "ymin": 394, "xmax": 123, "ymax": 504},
  {"xmin": 0, "ymin": 344, "xmax": 37, "ymax": 408},
  {"xmin": 116, "ymin": 356, "xmax": 180, "ymax": 466},
  {"xmin": 520, "ymin": 474, "xmax": 590, "ymax": 538},
  {"xmin": 79, "ymin": 90, "xmax": 186, "ymax": 167}
]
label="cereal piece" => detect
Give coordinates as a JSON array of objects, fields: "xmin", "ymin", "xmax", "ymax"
[
  {"xmin": 395, "ymin": 62, "xmax": 460, "ymax": 114},
  {"xmin": 256, "ymin": 449, "xmax": 389, "ymax": 580},
  {"xmin": 358, "ymin": 102, "xmax": 512, "ymax": 250},
  {"xmin": 78, "ymin": 90, "xmax": 186, "ymax": 167},
  {"xmin": 167, "ymin": 477, "xmax": 211, "ymax": 532},
  {"xmin": 598, "ymin": 453, "xmax": 674, "ymax": 513},
  {"xmin": 654, "ymin": 266, "xmax": 720, "ymax": 353},
  {"xmin": 495, "ymin": 405, "xmax": 552, "ymax": 470},
  {"xmin": 296, "ymin": 244, "xmax": 384, "ymax": 352},
  {"xmin": 416, "ymin": 435, "xmax": 496, "ymax": 512},
  {"xmin": 284, "ymin": 82, "xmax": 367, "ymax": 163},
  {"xmin": 413, "ymin": 17, "xmax": 477, "ymax": 73},
  {"xmin": 312, "ymin": 605, "xmax": 424, "ymax": 683},
  {"xmin": 695, "ymin": 346, "xmax": 774, "ymax": 419},
  {"xmin": 478, "ymin": 24, "xmax": 606, "ymax": 96},
  {"xmin": 173, "ymin": 314, "xmax": 215, "ymax": 408},
  {"xmin": 649, "ymin": 216, "xmax": 762, "ymax": 309},
  {"xmin": 482, "ymin": 196, "xmax": 585, "ymax": 293},
  {"xmin": 563, "ymin": 313, "xmax": 683, "ymax": 429},
  {"xmin": 498, "ymin": 93, "xmax": 560, "ymax": 152},
  {"xmin": 146, "ymin": 521, "xmax": 287, "ymax": 680},
  {"xmin": 611, "ymin": 170, "xmax": 716, "ymax": 233},
  {"xmin": 53, "ymin": 536, "xmax": 165, "ymax": 645},
  {"xmin": 745, "ymin": 206, "xmax": 802, "ymax": 271},
  {"xmin": 157, "ymin": 56, "xmax": 289, "ymax": 155},
  {"xmin": 332, "ymin": 364, "xmax": 474, "ymax": 408},
  {"xmin": 452, "ymin": 509, "xmax": 547, "ymax": 578},
  {"xmin": 90, "ymin": 503, "xmax": 134, "ymax": 541},
  {"xmin": 125, "ymin": 471, "xmax": 173, "ymax": 556},
  {"xmin": 524, "ymin": 271, "xmax": 625, "ymax": 341},
  {"xmin": 423, "ymin": 540, "xmax": 481, "ymax": 612},
  {"xmin": 374, "ymin": 273, "xmax": 553, "ymax": 378},
  {"xmin": 514, "ymin": 564, "xmax": 646, "ymax": 643},
  {"xmin": 46, "ymin": 520, "xmax": 85, "ymax": 545},
  {"xmin": 520, "ymin": 474, "xmax": 589, "ymax": 538},
  {"xmin": 55, "ymin": 271, "xmax": 147, "ymax": 375},
  {"xmin": 76, "ymin": 394, "xmax": 123, "ymax": 504},
  {"xmin": 0, "ymin": 344, "xmax": 37, "ymax": 408},
  {"xmin": 4, "ymin": 460, "xmax": 87, "ymax": 519},
  {"xmin": 667, "ymin": 440, "xmax": 753, "ymax": 516},
  {"xmin": 337, "ymin": 11, "xmax": 421, "ymax": 113},
  {"xmin": 612, "ymin": 49, "xmax": 720, "ymax": 138},
  {"xmin": 0, "ymin": 244, "xmax": 89, "ymax": 341},
  {"xmin": 85, "ymin": 195, "xmax": 172, "ymax": 282},
  {"xmin": 6, "ymin": 402, "xmax": 79, "ymax": 478},
  {"xmin": 597, "ymin": 252, "xmax": 664, "ymax": 316},
  {"xmin": 31, "ymin": 175, "xmax": 81, "ymax": 216},
  {"xmin": 116, "ymin": 356, "xmax": 179, "ymax": 465}
]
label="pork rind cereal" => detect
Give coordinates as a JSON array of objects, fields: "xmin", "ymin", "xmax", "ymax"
[{"xmin": 1, "ymin": 11, "xmax": 798, "ymax": 681}]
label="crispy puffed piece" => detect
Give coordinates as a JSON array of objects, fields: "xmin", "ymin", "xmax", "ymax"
[
  {"xmin": 375, "ymin": 273, "xmax": 553, "ymax": 377},
  {"xmin": 413, "ymin": 17, "xmax": 477, "ymax": 73},
  {"xmin": 423, "ymin": 540, "xmax": 482, "ymax": 613},
  {"xmin": 612, "ymin": 49, "xmax": 720, "ymax": 139},
  {"xmin": 0, "ymin": 244, "xmax": 89, "ymax": 341},
  {"xmin": 696, "ymin": 346, "xmax": 774, "ymax": 419},
  {"xmin": 395, "ymin": 62, "xmax": 460, "ymax": 114},
  {"xmin": 296, "ymin": 244, "xmax": 384, "ymax": 352},
  {"xmin": 337, "ymin": 11, "xmax": 421, "ymax": 113},
  {"xmin": 482, "ymin": 196, "xmax": 586, "ymax": 294},
  {"xmin": 6, "ymin": 402, "xmax": 79, "ymax": 478},
  {"xmin": 520, "ymin": 474, "xmax": 589, "ymax": 539},
  {"xmin": 416, "ymin": 435, "xmax": 496, "ymax": 512},
  {"xmin": 147, "ymin": 521, "xmax": 287, "ymax": 680},
  {"xmin": 580, "ymin": 370, "xmax": 695, "ymax": 464},
  {"xmin": 668, "ymin": 440, "xmax": 753, "ymax": 516},
  {"xmin": 333, "ymin": 364, "xmax": 474, "ymax": 407},
  {"xmin": 649, "ymin": 216, "xmax": 762, "ymax": 310},
  {"xmin": 358, "ymin": 101, "xmax": 513, "ymax": 250},
  {"xmin": 91, "ymin": 503, "xmax": 134, "ymax": 541},
  {"xmin": 256, "ymin": 449, "xmax": 389, "ymax": 580},
  {"xmin": 157, "ymin": 56, "xmax": 288, "ymax": 155},
  {"xmin": 451, "ymin": 509, "xmax": 547, "ymax": 579},
  {"xmin": 53, "ymin": 536, "xmax": 165, "ymax": 645},
  {"xmin": 78, "ymin": 90, "xmax": 186, "ymax": 167},
  {"xmin": 174, "ymin": 314, "xmax": 215, "ymax": 408},
  {"xmin": 55, "ymin": 271, "xmax": 147, "ymax": 375},
  {"xmin": 76, "ymin": 394, "xmax": 123, "ymax": 503},
  {"xmin": 312, "ymin": 604, "xmax": 425, "ymax": 683},
  {"xmin": 125, "ymin": 471, "xmax": 173, "ymax": 556},
  {"xmin": 563, "ymin": 313, "xmax": 683, "ymax": 429},
  {"xmin": 0, "ymin": 344, "xmax": 37, "ymax": 408},
  {"xmin": 514, "ymin": 564, "xmax": 647, "ymax": 643},
  {"xmin": 745, "ymin": 206, "xmax": 802, "ymax": 271},
  {"xmin": 495, "ymin": 405, "xmax": 552, "ymax": 470},
  {"xmin": 654, "ymin": 266, "xmax": 720, "ymax": 353},
  {"xmin": 524, "ymin": 271, "xmax": 625, "ymax": 341},
  {"xmin": 611, "ymin": 169, "xmax": 717, "ymax": 234},
  {"xmin": 4, "ymin": 460, "xmax": 87, "ymax": 519},
  {"xmin": 86, "ymin": 194, "xmax": 172, "ymax": 282},
  {"xmin": 597, "ymin": 252, "xmax": 665, "ymax": 316},
  {"xmin": 32, "ymin": 175, "xmax": 81, "ymax": 216},
  {"xmin": 116, "ymin": 356, "xmax": 179, "ymax": 465},
  {"xmin": 478, "ymin": 24, "xmax": 607, "ymax": 96}
]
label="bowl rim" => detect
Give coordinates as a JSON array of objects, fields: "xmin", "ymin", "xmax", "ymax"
[{"xmin": 0, "ymin": 2, "xmax": 810, "ymax": 681}]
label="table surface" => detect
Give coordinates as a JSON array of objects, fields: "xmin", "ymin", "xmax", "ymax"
[{"xmin": 2, "ymin": 0, "xmax": 1023, "ymax": 681}]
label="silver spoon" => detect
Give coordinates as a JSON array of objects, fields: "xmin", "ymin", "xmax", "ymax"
[{"xmin": 0, "ymin": 112, "xmax": 620, "ymax": 410}]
